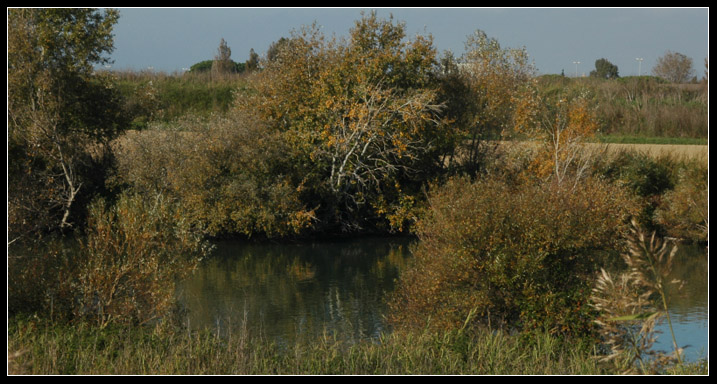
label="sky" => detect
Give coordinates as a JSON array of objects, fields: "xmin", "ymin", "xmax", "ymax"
[{"xmin": 108, "ymin": 7, "xmax": 709, "ymax": 78}]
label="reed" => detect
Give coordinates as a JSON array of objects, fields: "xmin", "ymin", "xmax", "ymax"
[{"xmin": 591, "ymin": 219, "xmax": 688, "ymax": 374}]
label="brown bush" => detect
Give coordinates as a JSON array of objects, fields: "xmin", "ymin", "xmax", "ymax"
[
  {"xmin": 8, "ymin": 192, "xmax": 211, "ymax": 327},
  {"xmin": 112, "ymin": 113, "xmax": 315, "ymax": 239},
  {"xmin": 387, "ymin": 175, "xmax": 639, "ymax": 338}
]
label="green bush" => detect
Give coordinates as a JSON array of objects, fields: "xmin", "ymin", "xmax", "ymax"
[
  {"xmin": 592, "ymin": 150, "xmax": 678, "ymax": 233},
  {"xmin": 596, "ymin": 150, "xmax": 675, "ymax": 197},
  {"xmin": 388, "ymin": 175, "xmax": 639, "ymax": 339}
]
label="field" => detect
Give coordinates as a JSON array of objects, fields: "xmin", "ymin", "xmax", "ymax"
[{"xmin": 601, "ymin": 142, "xmax": 708, "ymax": 162}]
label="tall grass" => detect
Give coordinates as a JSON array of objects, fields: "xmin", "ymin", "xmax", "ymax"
[
  {"xmin": 109, "ymin": 69, "xmax": 248, "ymax": 127},
  {"xmin": 8, "ymin": 316, "xmax": 610, "ymax": 375},
  {"xmin": 590, "ymin": 220, "xmax": 691, "ymax": 374},
  {"xmin": 536, "ymin": 75, "xmax": 708, "ymax": 139}
]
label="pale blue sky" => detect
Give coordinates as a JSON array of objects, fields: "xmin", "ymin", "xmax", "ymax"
[{"xmin": 108, "ymin": 7, "xmax": 709, "ymax": 77}]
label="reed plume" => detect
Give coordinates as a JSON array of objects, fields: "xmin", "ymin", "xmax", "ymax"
[{"xmin": 591, "ymin": 219, "xmax": 685, "ymax": 374}]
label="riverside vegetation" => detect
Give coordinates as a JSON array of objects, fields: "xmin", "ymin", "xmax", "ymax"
[{"xmin": 8, "ymin": 9, "xmax": 708, "ymax": 375}]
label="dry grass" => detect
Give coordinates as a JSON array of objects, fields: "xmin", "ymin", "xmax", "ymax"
[
  {"xmin": 599, "ymin": 143, "xmax": 708, "ymax": 163},
  {"xmin": 590, "ymin": 220, "xmax": 686, "ymax": 374},
  {"xmin": 496, "ymin": 140, "xmax": 707, "ymax": 162}
]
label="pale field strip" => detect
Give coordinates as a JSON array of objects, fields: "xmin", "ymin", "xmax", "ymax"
[
  {"xmin": 495, "ymin": 140, "xmax": 708, "ymax": 164},
  {"xmin": 594, "ymin": 142, "xmax": 708, "ymax": 163}
]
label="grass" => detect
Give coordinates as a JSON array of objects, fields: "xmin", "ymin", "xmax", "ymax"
[
  {"xmin": 9, "ymin": 316, "xmax": 707, "ymax": 375},
  {"xmin": 593, "ymin": 134, "xmax": 707, "ymax": 146},
  {"xmin": 5, "ymin": 317, "xmax": 595, "ymax": 375}
]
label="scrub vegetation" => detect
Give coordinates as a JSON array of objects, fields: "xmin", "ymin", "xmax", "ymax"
[{"xmin": 8, "ymin": 9, "xmax": 707, "ymax": 375}]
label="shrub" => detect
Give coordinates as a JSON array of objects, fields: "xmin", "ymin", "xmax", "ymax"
[
  {"xmin": 73, "ymin": 192, "xmax": 211, "ymax": 327},
  {"xmin": 655, "ymin": 159, "xmax": 708, "ymax": 242},
  {"xmin": 592, "ymin": 150, "xmax": 676, "ymax": 232},
  {"xmin": 113, "ymin": 113, "xmax": 315, "ymax": 239},
  {"xmin": 8, "ymin": 237, "xmax": 78, "ymax": 320},
  {"xmin": 596, "ymin": 150, "xmax": 675, "ymax": 198},
  {"xmin": 387, "ymin": 175, "xmax": 639, "ymax": 339},
  {"xmin": 8, "ymin": 192, "xmax": 211, "ymax": 327}
]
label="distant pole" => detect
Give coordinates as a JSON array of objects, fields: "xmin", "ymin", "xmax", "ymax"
[
  {"xmin": 573, "ymin": 61, "xmax": 581, "ymax": 78},
  {"xmin": 636, "ymin": 58, "xmax": 643, "ymax": 76}
]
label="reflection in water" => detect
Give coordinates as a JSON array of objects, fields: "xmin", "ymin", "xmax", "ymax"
[
  {"xmin": 176, "ymin": 236, "xmax": 413, "ymax": 344},
  {"xmin": 177, "ymin": 237, "xmax": 707, "ymax": 360}
]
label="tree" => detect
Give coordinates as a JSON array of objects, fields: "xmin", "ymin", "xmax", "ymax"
[
  {"xmin": 652, "ymin": 50, "xmax": 694, "ymax": 83},
  {"xmin": 266, "ymin": 37, "xmax": 290, "ymax": 62},
  {"xmin": 240, "ymin": 12, "xmax": 451, "ymax": 232},
  {"xmin": 190, "ymin": 59, "xmax": 214, "ymax": 73},
  {"xmin": 246, "ymin": 48, "xmax": 260, "ymax": 72},
  {"xmin": 211, "ymin": 38, "xmax": 234, "ymax": 78},
  {"xmin": 590, "ymin": 58, "xmax": 619, "ymax": 79},
  {"xmin": 458, "ymin": 30, "xmax": 536, "ymax": 172},
  {"xmin": 8, "ymin": 8, "xmax": 127, "ymax": 238},
  {"xmin": 514, "ymin": 86, "xmax": 602, "ymax": 189}
]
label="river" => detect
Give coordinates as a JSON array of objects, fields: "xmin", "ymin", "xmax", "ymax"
[{"xmin": 176, "ymin": 236, "xmax": 708, "ymax": 361}]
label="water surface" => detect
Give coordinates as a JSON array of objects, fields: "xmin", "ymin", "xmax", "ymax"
[
  {"xmin": 177, "ymin": 237, "xmax": 708, "ymax": 361},
  {"xmin": 177, "ymin": 236, "xmax": 412, "ymax": 344}
]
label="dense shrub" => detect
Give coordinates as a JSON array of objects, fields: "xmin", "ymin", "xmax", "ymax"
[
  {"xmin": 8, "ymin": 237, "xmax": 78, "ymax": 320},
  {"xmin": 590, "ymin": 150, "xmax": 708, "ymax": 242},
  {"xmin": 655, "ymin": 159, "xmax": 708, "ymax": 242},
  {"xmin": 592, "ymin": 150, "xmax": 677, "ymax": 233},
  {"xmin": 8, "ymin": 192, "xmax": 211, "ymax": 327},
  {"xmin": 75, "ymin": 193, "xmax": 211, "ymax": 327},
  {"xmin": 595, "ymin": 150, "xmax": 675, "ymax": 197},
  {"xmin": 113, "ymin": 113, "xmax": 315, "ymax": 239},
  {"xmin": 387, "ymin": 175, "xmax": 639, "ymax": 339}
]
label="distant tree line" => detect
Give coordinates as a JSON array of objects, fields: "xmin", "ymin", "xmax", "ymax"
[{"xmin": 586, "ymin": 52, "xmax": 700, "ymax": 83}]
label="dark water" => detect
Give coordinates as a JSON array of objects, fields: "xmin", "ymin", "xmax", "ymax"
[
  {"xmin": 176, "ymin": 236, "xmax": 413, "ymax": 344},
  {"xmin": 176, "ymin": 237, "xmax": 708, "ymax": 360}
]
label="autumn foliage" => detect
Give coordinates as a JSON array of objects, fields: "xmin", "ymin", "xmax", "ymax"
[
  {"xmin": 513, "ymin": 84, "xmax": 602, "ymax": 186},
  {"xmin": 239, "ymin": 13, "xmax": 451, "ymax": 233},
  {"xmin": 388, "ymin": 175, "xmax": 639, "ymax": 338}
]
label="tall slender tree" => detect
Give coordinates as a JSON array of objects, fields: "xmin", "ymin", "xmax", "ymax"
[
  {"xmin": 246, "ymin": 48, "xmax": 260, "ymax": 72},
  {"xmin": 211, "ymin": 38, "xmax": 234, "ymax": 78}
]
